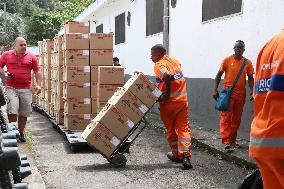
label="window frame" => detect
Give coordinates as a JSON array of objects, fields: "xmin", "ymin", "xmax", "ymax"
[
  {"xmin": 115, "ymin": 12, "xmax": 126, "ymax": 45},
  {"xmin": 146, "ymin": 0, "xmax": 164, "ymax": 37},
  {"xmin": 202, "ymin": 0, "xmax": 244, "ymax": 23}
]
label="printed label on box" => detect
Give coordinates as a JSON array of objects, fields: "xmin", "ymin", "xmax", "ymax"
[
  {"xmin": 83, "ymin": 66, "xmax": 90, "ymax": 72},
  {"xmin": 127, "ymin": 120, "xmax": 135, "ymax": 129},
  {"xmin": 152, "ymin": 88, "xmax": 162, "ymax": 98},
  {"xmin": 83, "ymin": 50, "xmax": 89, "ymax": 56},
  {"xmin": 84, "ymin": 98, "xmax": 91, "ymax": 104},
  {"xmin": 82, "ymin": 34, "xmax": 88, "ymax": 39},
  {"xmin": 139, "ymin": 104, "xmax": 148, "ymax": 114},
  {"xmin": 84, "ymin": 83, "xmax": 90, "ymax": 87},
  {"xmin": 111, "ymin": 136, "xmax": 120, "ymax": 146},
  {"xmin": 84, "ymin": 114, "xmax": 91, "ymax": 119}
]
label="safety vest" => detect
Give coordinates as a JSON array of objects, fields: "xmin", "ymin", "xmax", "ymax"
[
  {"xmin": 249, "ymin": 30, "xmax": 284, "ymax": 158},
  {"xmin": 154, "ymin": 55, "xmax": 188, "ymax": 102}
]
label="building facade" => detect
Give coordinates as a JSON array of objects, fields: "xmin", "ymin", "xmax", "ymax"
[{"xmin": 62, "ymin": 0, "xmax": 284, "ymax": 139}]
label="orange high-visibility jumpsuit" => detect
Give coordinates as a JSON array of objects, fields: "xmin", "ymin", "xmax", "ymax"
[
  {"xmin": 154, "ymin": 55, "xmax": 191, "ymax": 159},
  {"xmin": 219, "ymin": 56, "xmax": 254, "ymax": 144},
  {"xmin": 250, "ymin": 29, "xmax": 284, "ymax": 189}
]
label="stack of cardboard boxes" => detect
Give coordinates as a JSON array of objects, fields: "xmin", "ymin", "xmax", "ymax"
[
  {"xmin": 82, "ymin": 73, "xmax": 162, "ymax": 158},
  {"xmin": 37, "ymin": 39, "xmax": 54, "ymax": 112},
  {"xmin": 52, "ymin": 36, "xmax": 64, "ymax": 123},
  {"xmin": 35, "ymin": 21, "xmax": 124, "ymax": 132},
  {"xmin": 62, "ymin": 21, "xmax": 92, "ymax": 131}
]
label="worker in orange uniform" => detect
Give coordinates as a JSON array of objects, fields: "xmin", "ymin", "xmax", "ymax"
[
  {"xmin": 213, "ymin": 40, "xmax": 254, "ymax": 151},
  {"xmin": 151, "ymin": 44, "xmax": 192, "ymax": 169},
  {"xmin": 249, "ymin": 29, "xmax": 284, "ymax": 189}
]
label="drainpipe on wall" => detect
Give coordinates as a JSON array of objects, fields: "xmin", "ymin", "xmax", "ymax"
[{"xmin": 163, "ymin": 0, "xmax": 170, "ymax": 54}]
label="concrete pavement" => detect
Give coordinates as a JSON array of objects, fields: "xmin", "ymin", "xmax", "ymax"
[{"xmin": 22, "ymin": 110, "xmax": 253, "ymax": 189}]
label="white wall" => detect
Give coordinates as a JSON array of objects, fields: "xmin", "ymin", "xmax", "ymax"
[
  {"xmin": 170, "ymin": 0, "xmax": 284, "ymax": 78},
  {"xmin": 77, "ymin": 0, "xmax": 284, "ymax": 78},
  {"xmin": 80, "ymin": 0, "xmax": 162, "ymax": 75}
]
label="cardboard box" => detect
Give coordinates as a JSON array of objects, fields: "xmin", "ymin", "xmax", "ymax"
[
  {"xmin": 62, "ymin": 34, "xmax": 89, "ymax": 50},
  {"xmin": 91, "ymin": 82, "xmax": 97, "ymax": 98},
  {"xmin": 55, "ymin": 109, "xmax": 64, "ymax": 124},
  {"xmin": 63, "ymin": 82, "xmax": 90, "ymax": 98},
  {"xmin": 82, "ymin": 122, "xmax": 120, "ymax": 158},
  {"xmin": 38, "ymin": 41, "xmax": 44, "ymax": 54},
  {"xmin": 108, "ymin": 88, "xmax": 148, "ymax": 124},
  {"xmin": 92, "ymin": 104, "xmax": 134, "ymax": 140},
  {"xmin": 44, "ymin": 89, "xmax": 51, "ymax": 102},
  {"xmin": 38, "ymin": 54, "xmax": 44, "ymax": 65},
  {"xmin": 64, "ymin": 98, "xmax": 91, "ymax": 114},
  {"xmin": 91, "ymin": 98, "xmax": 97, "ymax": 114},
  {"xmin": 42, "ymin": 39, "xmax": 54, "ymax": 53},
  {"xmin": 53, "ymin": 36, "xmax": 63, "ymax": 52},
  {"xmin": 64, "ymin": 21, "xmax": 89, "ymax": 34},
  {"xmin": 55, "ymin": 95, "xmax": 64, "ymax": 111},
  {"xmin": 64, "ymin": 114, "xmax": 94, "ymax": 131},
  {"xmin": 91, "ymin": 66, "xmax": 98, "ymax": 82},
  {"xmin": 96, "ymin": 101, "xmax": 107, "ymax": 114},
  {"xmin": 63, "ymin": 66, "xmax": 90, "ymax": 82},
  {"xmin": 97, "ymin": 84, "xmax": 121, "ymax": 101},
  {"xmin": 90, "ymin": 50, "xmax": 113, "ymax": 66},
  {"xmin": 64, "ymin": 50, "xmax": 89, "ymax": 66},
  {"xmin": 51, "ymin": 52, "xmax": 63, "ymax": 67},
  {"xmin": 98, "ymin": 66, "xmax": 124, "ymax": 84},
  {"xmin": 43, "ymin": 53, "xmax": 51, "ymax": 66},
  {"xmin": 89, "ymin": 33, "xmax": 113, "ymax": 50},
  {"xmin": 123, "ymin": 73, "xmax": 162, "ymax": 108}
]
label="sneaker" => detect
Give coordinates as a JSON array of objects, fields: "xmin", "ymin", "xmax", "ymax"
[
  {"xmin": 18, "ymin": 132, "xmax": 26, "ymax": 143},
  {"xmin": 182, "ymin": 155, "xmax": 193, "ymax": 170},
  {"xmin": 167, "ymin": 152, "xmax": 182, "ymax": 163}
]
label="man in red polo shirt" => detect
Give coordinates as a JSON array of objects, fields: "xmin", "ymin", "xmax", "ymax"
[{"xmin": 0, "ymin": 37, "xmax": 42, "ymax": 142}]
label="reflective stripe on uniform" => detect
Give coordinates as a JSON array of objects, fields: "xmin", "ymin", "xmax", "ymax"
[
  {"xmin": 168, "ymin": 138, "xmax": 191, "ymax": 145},
  {"xmin": 250, "ymin": 136, "xmax": 284, "ymax": 147},
  {"xmin": 270, "ymin": 74, "xmax": 284, "ymax": 91},
  {"xmin": 255, "ymin": 74, "xmax": 284, "ymax": 93},
  {"xmin": 171, "ymin": 147, "xmax": 189, "ymax": 152},
  {"xmin": 155, "ymin": 72, "xmax": 184, "ymax": 83},
  {"xmin": 170, "ymin": 91, "xmax": 187, "ymax": 97}
]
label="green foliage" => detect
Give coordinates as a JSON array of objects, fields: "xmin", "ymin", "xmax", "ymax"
[
  {"xmin": 0, "ymin": 10, "xmax": 23, "ymax": 49},
  {"xmin": 0, "ymin": 0, "xmax": 94, "ymax": 47},
  {"xmin": 24, "ymin": 0, "xmax": 94, "ymax": 45}
]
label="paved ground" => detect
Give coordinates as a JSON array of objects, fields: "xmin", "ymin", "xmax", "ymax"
[{"xmin": 26, "ymin": 111, "xmax": 251, "ymax": 189}]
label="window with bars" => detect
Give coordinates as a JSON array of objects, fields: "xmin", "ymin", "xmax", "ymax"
[
  {"xmin": 202, "ymin": 0, "xmax": 243, "ymax": 22},
  {"xmin": 115, "ymin": 12, "xmax": 125, "ymax": 45},
  {"xmin": 146, "ymin": 0, "xmax": 164, "ymax": 36}
]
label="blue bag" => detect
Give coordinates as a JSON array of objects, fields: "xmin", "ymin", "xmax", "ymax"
[{"xmin": 215, "ymin": 59, "xmax": 248, "ymax": 111}]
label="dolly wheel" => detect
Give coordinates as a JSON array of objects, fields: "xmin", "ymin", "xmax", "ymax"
[{"xmin": 109, "ymin": 153, "xmax": 127, "ymax": 168}]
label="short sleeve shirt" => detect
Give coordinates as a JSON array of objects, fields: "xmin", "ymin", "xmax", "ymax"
[
  {"xmin": 219, "ymin": 55, "xmax": 254, "ymax": 96},
  {"xmin": 0, "ymin": 50, "xmax": 40, "ymax": 89}
]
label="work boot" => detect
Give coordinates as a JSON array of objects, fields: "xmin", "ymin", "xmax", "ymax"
[
  {"xmin": 167, "ymin": 152, "xmax": 182, "ymax": 163},
  {"xmin": 232, "ymin": 143, "xmax": 242, "ymax": 149},
  {"xmin": 224, "ymin": 144, "xmax": 234, "ymax": 153},
  {"xmin": 18, "ymin": 132, "xmax": 26, "ymax": 143},
  {"xmin": 182, "ymin": 155, "xmax": 193, "ymax": 170}
]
